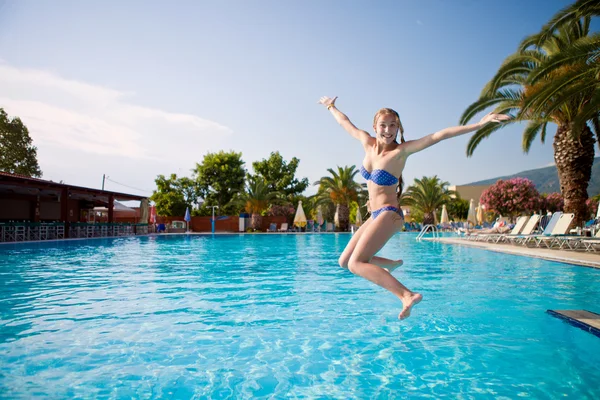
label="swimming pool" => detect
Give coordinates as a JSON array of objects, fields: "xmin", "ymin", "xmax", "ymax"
[{"xmin": 1, "ymin": 234, "xmax": 599, "ymax": 398}]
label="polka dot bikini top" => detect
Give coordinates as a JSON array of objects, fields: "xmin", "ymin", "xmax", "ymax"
[{"xmin": 360, "ymin": 165, "xmax": 398, "ymax": 186}]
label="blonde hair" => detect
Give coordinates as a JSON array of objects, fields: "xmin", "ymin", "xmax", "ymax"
[
  {"xmin": 373, "ymin": 108, "xmax": 405, "ymax": 199},
  {"xmin": 373, "ymin": 108, "xmax": 405, "ymax": 142}
]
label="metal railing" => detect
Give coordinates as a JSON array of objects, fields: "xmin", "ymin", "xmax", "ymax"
[
  {"xmin": 0, "ymin": 222, "xmax": 150, "ymax": 242},
  {"xmin": 416, "ymin": 224, "xmax": 439, "ymax": 241}
]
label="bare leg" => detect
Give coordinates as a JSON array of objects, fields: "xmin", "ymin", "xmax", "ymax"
[
  {"xmin": 372, "ymin": 256, "xmax": 403, "ymax": 273},
  {"xmin": 348, "ymin": 212, "xmax": 422, "ymax": 320},
  {"xmin": 339, "ymin": 218, "xmax": 403, "ymax": 272}
]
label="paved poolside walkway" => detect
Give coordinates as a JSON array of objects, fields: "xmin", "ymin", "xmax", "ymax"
[{"xmin": 424, "ymin": 237, "xmax": 600, "ymax": 269}]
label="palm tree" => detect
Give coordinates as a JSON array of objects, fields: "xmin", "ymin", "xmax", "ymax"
[
  {"xmin": 400, "ymin": 176, "xmax": 455, "ymax": 225},
  {"xmin": 533, "ymin": 0, "xmax": 600, "ymax": 46},
  {"xmin": 229, "ymin": 177, "xmax": 280, "ymax": 230},
  {"xmin": 460, "ymin": 17, "xmax": 598, "ymax": 226},
  {"xmin": 314, "ymin": 166, "xmax": 365, "ymax": 231}
]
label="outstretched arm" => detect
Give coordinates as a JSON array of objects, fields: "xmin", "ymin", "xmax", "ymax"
[
  {"xmin": 319, "ymin": 96, "xmax": 371, "ymax": 145},
  {"xmin": 402, "ymin": 112, "xmax": 510, "ymax": 155}
]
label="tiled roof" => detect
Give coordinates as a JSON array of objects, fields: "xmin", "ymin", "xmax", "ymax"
[
  {"xmin": 0, "ymin": 170, "xmax": 50, "ymax": 183},
  {"xmin": 0, "ymin": 170, "xmax": 147, "ymax": 200}
]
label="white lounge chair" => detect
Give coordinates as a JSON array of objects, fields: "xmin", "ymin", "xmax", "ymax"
[
  {"xmin": 534, "ymin": 213, "xmax": 575, "ymax": 248},
  {"xmin": 506, "ymin": 214, "xmax": 541, "ymax": 244},
  {"xmin": 558, "ymin": 227, "xmax": 600, "ymax": 251},
  {"xmin": 518, "ymin": 212, "xmax": 562, "ymax": 246},
  {"xmin": 480, "ymin": 215, "xmax": 530, "ymax": 243},
  {"xmin": 278, "ymin": 223, "xmax": 288, "ymax": 232}
]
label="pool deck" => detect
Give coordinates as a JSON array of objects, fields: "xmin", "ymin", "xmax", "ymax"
[
  {"xmin": 424, "ymin": 237, "xmax": 600, "ymax": 269},
  {"xmin": 547, "ymin": 310, "xmax": 600, "ymax": 338}
]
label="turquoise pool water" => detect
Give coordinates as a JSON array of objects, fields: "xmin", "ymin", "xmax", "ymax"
[{"xmin": 1, "ymin": 234, "xmax": 599, "ymax": 398}]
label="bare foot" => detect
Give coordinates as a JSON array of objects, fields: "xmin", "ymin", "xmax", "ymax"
[
  {"xmin": 383, "ymin": 259, "xmax": 403, "ymax": 273},
  {"xmin": 398, "ymin": 292, "xmax": 422, "ymax": 320}
]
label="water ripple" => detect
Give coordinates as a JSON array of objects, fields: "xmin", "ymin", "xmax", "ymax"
[{"xmin": 0, "ymin": 234, "xmax": 599, "ymax": 398}]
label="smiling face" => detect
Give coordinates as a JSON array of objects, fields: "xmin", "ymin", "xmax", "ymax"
[{"xmin": 373, "ymin": 112, "xmax": 400, "ymax": 145}]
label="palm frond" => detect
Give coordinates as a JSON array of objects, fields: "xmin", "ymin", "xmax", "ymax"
[
  {"xmin": 540, "ymin": 121, "xmax": 549, "ymax": 144},
  {"xmin": 531, "ymin": 78, "xmax": 597, "ymax": 123},
  {"xmin": 519, "ymin": 32, "xmax": 545, "ymax": 51},
  {"xmin": 401, "ymin": 176, "xmax": 454, "ymax": 214},
  {"xmin": 522, "ymin": 67, "xmax": 596, "ymax": 118},
  {"xmin": 570, "ymin": 91, "xmax": 600, "ymax": 138},
  {"xmin": 466, "ymin": 121, "xmax": 511, "ymax": 156},
  {"xmin": 481, "ymin": 51, "xmax": 546, "ymax": 96},
  {"xmin": 528, "ymin": 33, "xmax": 600, "ymax": 85},
  {"xmin": 522, "ymin": 120, "xmax": 545, "ymax": 152},
  {"xmin": 589, "ymin": 112, "xmax": 600, "ymax": 149},
  {"xmin": 535, "ymin": 0, "xmax": 600, "ymax": 46},
  {"xmin": 460, "ymin": 89, "xmax": 523, "ymax": 124}
]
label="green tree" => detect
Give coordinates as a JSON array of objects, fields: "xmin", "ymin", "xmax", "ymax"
[
  {"xmin": 229, "ymin": 176, "xmax": 280, "ymax": 230},
  {"xmin": 0, "ymin": 108, "xmax": 42, "ymax": 177},
  {"xmin": 400, "ymin": 176, "xmax": 455, "ymax": 225},
  {"xmin": 194, "ymin": 151, "xmax": 246, "ymax": 216},
  {"xmin": 150, "ymin": 174, "xmax": 194, "ymax": 216},
  {"xmin": 313, "ymin": 166, "xmax": 365, "ymax": 231},
  {"xmin": 249, "ymin": 151, "xmax": 309, "ymax": 199},
  {"xmin": 446, "ymin": 197, "xmax": 470, "ymax": 222},
  {"xmin": 461, "ymin": 17, "xmax": 598, "ymax": 226}
]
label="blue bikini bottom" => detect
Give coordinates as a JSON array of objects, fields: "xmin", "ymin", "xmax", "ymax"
[{"xmin": 372, "ymin": 206, "xmax": 404, "ymax": 220}]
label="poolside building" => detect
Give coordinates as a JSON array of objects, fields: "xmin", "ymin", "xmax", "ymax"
[
  {"xmin": 449, "ymin": 184, "xmax": 491, "ymax": 203},
  {"xmin": 0, "ymin": 171, "xmax": 149, "ymax": 241}
]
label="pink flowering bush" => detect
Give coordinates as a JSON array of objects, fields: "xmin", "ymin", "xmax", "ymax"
[
  {"xmin": 541, "ymin": 192, "xmax": 564, "ymax": 213},
  {"xmin": 480, "ymin": 178, "xmax": 542, "ymax": 217},
  {"xmin": 586, "ymin": 198, "xmax": 598, "ymax": 219},
  {"xmin": 267, "ymin": 204, "xmax": 295, "ymax": 217}
]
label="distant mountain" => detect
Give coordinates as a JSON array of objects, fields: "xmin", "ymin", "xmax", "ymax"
[{"xmin": 465, "ymin": 157, "xmax": 600, "ymax": 196}]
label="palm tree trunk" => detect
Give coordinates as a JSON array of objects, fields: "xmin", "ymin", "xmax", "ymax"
[
  {"xmin": 251, "ymin": 213, "xmax": 262, "ymax": 230},
  {"xmin": 554, "ymin": 124, "xmax": 595, "ymax": 227},
  {"xmin": 335, "ymin": 203, "xmax": 350, "ymax": 231},
  {"xmin": 423, "ymin": 212, "xmax": 435, "ymax": 226}
]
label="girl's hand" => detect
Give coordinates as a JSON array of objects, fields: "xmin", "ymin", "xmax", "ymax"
[
  {"xmin": 479, "ymin": 112, "xmax": 511, "ymax": 126},
  {"xmin": 318, "ymin": 96, "xmax": 338, "ymax": 108}
]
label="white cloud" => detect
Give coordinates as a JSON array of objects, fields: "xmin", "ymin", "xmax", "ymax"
[{"xmin": 0, "ymin": 63, "xmax": 233, "ymax": 162}]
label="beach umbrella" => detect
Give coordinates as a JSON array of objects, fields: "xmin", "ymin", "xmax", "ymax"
[
  {"xmin": 294, "ymin": 201, "xmax": 307, "ymax": 228},
  {"xmin": 467, "ymin": 199, "xmax": 476, "ymax": 228},
  {"xmin": 93, "ymin": 200, "xmax": 137, "ymax": 214},
  {"xmin": 356, "ymin": 205, "xmax": 363, "ymax": 226},
  {"xmin": 316, "ymin": 206, "xmax": 324, "ymax": 226},
  {"xmin": 150, "ymin": 205, "xmax": 157, "ymax": 224},
  {"xmin": 184, "ymin": 207, "xmax": 191, "ymax": 232},
  {"xmin": 316, "ymin": 206, "xmax": 324, "ymax": 231},
  {"xmin": 334, "ymin": 207, "xmax": 339, "ymax": 228},
  {"xmin": 477, "ymin": 202, "xmax": 484, "ymax": 225},
  {"xmin": 440, "ymin": 204, "xmax": 449, "ymax": 226},
  {"xmin": 596, "ymin": 200, "xmax": 600, "ymax": 219}
]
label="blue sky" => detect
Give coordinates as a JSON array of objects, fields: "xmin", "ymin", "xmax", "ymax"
[{"xmin": 0, "ymin": 0, "xmax": 586, "ymax": 198}]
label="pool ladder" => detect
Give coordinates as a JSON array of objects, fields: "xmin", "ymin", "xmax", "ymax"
[{"xmin": 416, "ymin": 224, "xmax": 439, "ymax": 241}]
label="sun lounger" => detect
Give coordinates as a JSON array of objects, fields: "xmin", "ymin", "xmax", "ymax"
[
  {"xmin": 516, "ymin": 212, "xmax": 562, "ymax": 246},
  {"xmin": 480, "ymin": 215, "xmax": 530, "ymax": 243},
  {"xmin": 278, "ymin": 222, "xmax": 289, "ymax": 232},
  {"xmin": 534, "ymin": 213, "xmax": 575, "ymax": 248},
  {"xmin": 556, "ymin": 225, "xmax": 600, "ymax": 251},
  {"xmin": 505, "ymin": 214, "xmax": 541, "ymax": 244},
  {"xmin": 463, "ymin": 220, "xmax": 505, "ymax": 241}
]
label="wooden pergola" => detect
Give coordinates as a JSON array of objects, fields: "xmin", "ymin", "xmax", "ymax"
[{"xmin": 0, "ymin": 171, "xmax": 148, "ymax": 238}]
